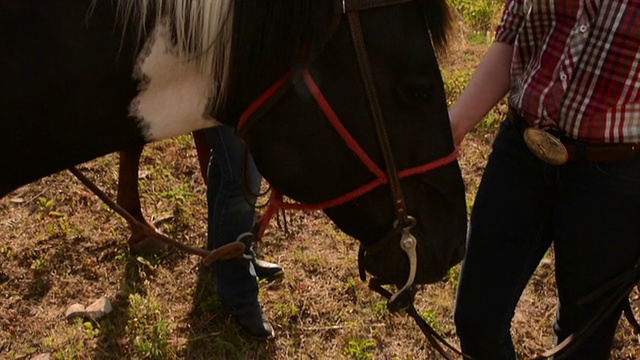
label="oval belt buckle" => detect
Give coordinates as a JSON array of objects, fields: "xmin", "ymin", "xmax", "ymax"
[{"xmin": 523, "ymin": 127, "xmax": 569, "ymax": 165}]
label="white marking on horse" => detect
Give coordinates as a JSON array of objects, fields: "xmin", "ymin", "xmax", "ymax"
[{"xmin": 130, "ymin": 22, "xmax": 219, "ymax": 141}]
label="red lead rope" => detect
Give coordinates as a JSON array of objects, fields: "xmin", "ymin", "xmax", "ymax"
[{"xmin": 238, "ymin": 69, "xmax": 459, "ymax": 239}]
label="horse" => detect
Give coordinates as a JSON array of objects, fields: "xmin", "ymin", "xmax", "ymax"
[{"xmin": 0, "ymin": 0, "xmax": 467, "ymax": 304}]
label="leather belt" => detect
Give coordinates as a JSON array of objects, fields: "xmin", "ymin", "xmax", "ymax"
[{"xmin": 508, "ymin": 109, "xmax": 640, "ymax": 164}]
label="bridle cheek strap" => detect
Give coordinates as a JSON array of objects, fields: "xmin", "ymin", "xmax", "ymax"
[
  {"xmin": 237, "ymin": 69, "xmax": 294, "ymax": 131},
  {"xmin": 240, "ymin": 69, "xmax": 458, "ymax": 239},
  {"xmin": 303, "ymin": 72, "xmax": 387, "ymax": 180}
]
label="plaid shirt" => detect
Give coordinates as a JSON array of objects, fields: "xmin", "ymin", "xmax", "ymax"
[{"xmin": 496, "ymin": 0, "xmax": 640, "ymax": 143}]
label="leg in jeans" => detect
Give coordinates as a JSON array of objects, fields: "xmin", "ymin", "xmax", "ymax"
[
  {"xmin": 454, "ymin": 119, "xmax": 556, "ymax": 359},
  {"xmin": 552, "ymin": 156, "xmax": 640, "ymax": 359},
  {"xmin": 204, "ymin": 125, "xmax": 265, "ymax": 328}
]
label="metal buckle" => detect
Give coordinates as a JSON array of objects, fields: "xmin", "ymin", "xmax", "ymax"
[
  {"xmin": 523, "ymin": 127, "xmax": 569, "ymax": 165},
  {"xmin": 388, "ymin": 216, "xmax": 417, "ymax": 311}
]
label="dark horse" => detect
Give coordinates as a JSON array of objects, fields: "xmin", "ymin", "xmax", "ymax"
[{"xmin": 0, "ymin": 0, "xmax": 467, "ymax": 296}]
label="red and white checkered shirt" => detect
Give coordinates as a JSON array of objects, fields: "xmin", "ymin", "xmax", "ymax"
[{"xmin": 496, "ymin": 0, "xmax": 640, "ymax": 143}]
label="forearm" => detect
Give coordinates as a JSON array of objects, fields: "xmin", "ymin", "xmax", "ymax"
[{"xmin": 449, "ymin": 41, "xmax": 513, "ymax": 146}]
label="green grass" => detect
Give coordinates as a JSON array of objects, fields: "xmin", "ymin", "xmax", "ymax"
[
  {"xmin": 343, "ymin": 338, "xmax": 376, "ymax": 360},
  {"xmin": 449, "ymin": 0, "xmax": 502, "ymax": 33}
]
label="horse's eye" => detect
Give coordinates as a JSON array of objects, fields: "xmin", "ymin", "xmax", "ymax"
[
  {"xmin": 404, "ymin": 84, "xmax": 433, "ymax": 102},
  {"xmin": 413, "ymin": 90, "xmax": 430, "ymax": 100}
]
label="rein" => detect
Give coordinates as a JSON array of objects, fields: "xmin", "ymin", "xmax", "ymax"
[
  {"xmin": 531, "ymin": 262, "xmax": 640, "ymax": 360},
  {"xmin": 67, "ymin": 167, "xmax": 244, "ymax": 265}
]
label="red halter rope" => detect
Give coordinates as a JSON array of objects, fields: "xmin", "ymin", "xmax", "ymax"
[{"xmin": 237, "ymin": 69, "xmax": 458, "ymax": 239}]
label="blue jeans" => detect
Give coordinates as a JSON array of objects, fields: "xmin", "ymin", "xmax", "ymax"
[
  {"xmin": 454, "ymin": 119, "xmax": 640, "ymax": 359},
  {"xmin": 205, "ymin": 125, "xmax": 262, "ymax": 316}
]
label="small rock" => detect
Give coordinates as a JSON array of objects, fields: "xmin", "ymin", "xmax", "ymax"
[
  {"xmin": 85, "ymin": 297, "xmax": 112, "ymax": 321},
  {"xmin": 65, "ymin": 303, "xmax": 85, "ymax": 321}
]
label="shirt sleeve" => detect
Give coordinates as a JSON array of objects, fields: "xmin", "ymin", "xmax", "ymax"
[{"xmin": 494, "ymin": 0, "xmax": 524, "ymax": 45}]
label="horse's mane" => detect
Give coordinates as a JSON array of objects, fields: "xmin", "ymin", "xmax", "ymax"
[
  {"xmin": 422, "ymin": 0, "xmax": 453, "ymax": 56},
  {"xmin": 113, "ymin": 0, "xmax": 232, "ymax": 73},
  {"xmin": 221, "ymin": 1, "xmax": 332, "ymax": 121},
  {"xmin": 109, "ymin": 0, "xmax": 233, "ymax": 112},
  {"xmin": 106, "ymin": 0, "xmax": 451, "ymax": 120},
  {"xmin": 222, "ymin": 0, "xmax": 452, "ymax": 121},
  {"xmin": 108, "ymin": 0, "xmax": 329, "ymax": 116}
]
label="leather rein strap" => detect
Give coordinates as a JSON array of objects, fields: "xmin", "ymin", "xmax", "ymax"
[
  {"xmin": 345, "ymin": 9, "xmax": 410, "ymax": 227},
  {"xmin": 368, "ymin": 278, "xmax": 472, "ymax": 360},
  {"xmin": 532, "ymin": 262, "xmax": 640, "ymax": 359},
  {"xmin": 343, "ymin": 0, "xmax": 411, "ymax": 231}
]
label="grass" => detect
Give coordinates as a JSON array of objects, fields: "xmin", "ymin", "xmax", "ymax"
[
  {"xmin": 343, "ymin": 338, "xmax": 376, "ymax": 360},
  {"xmin": 2, "ymin": 5, "xmax": 640, "ymax": 360}
]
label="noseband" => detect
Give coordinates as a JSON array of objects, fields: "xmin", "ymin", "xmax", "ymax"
[{"xmin": 236, "ymin": 0, "xmax": 457, "ymax": 312}]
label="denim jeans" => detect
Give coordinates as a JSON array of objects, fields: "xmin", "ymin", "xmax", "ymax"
[
  {"xmin": 454, "ymin": 119, "xmax": 640, "ymax": 360},
  {"xmin": 205, "ymin": 125, "xmax": 262, "ymax": 316}
]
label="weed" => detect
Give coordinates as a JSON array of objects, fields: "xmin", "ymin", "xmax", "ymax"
[
  {"xmin": 419, "ymin": 307, "xmax": 440, "ymax": 333},
  {"xmin": 467, "ymin": 32, "xmax": 491, "ymax": 46},
  {"xmin": 83, "ymin": 321, "xmax": 100, "ymax": 338},
  {"xmin": 126, "ymin": 293, "xmax": 171, "ymax": 359},
  {"xmin": 158, "ymin": 183, "xmax": 194, "ymax": 207},
  {"xmin": 443, "ymin": 69, "xmax": 474, "ymax": 107},
  {"xmin": 373, "ymin": 300, "xmax": 387, "ymax": 318},
  {"xmin": 450, "ymin": 0, "xmax": 501, "ymax": 32},
  {"xmin": 343, "ymin": 338, "xmax": 376, "ymax": 360},
  {"xmin": 38, "ymin": 196, "xmax": 53, "ymax": 210},
  {"xmin": 304, "ymin": 257, "xmax": 323, "ymax": 273},
  {"xmin": 272, "ymin": 301, "xmax": 299, "ymax": 323},
  {"xmin": 446, "ymin": 265, "xmax": 461, "ymax": 289},
  {"xmin": 199, "ymin": 293, "xmax": 224, "ymax": 313},
  {"xmin": 37, "ymin": 196, "xmax": 54, "ymax": 221},
  {"xmin": 114, "ymin": 248, "xmax": 128, "ymax": 262},
  {"xmin": 30, "ymin": 258, "xmax": 47, "ymax": 274},
  {"xmin": 0, "ymin": 244, "xmax": 12, "ymax": 256},
  {"xmin": 345, "ymin": 277, "xmax": 359, "ymax": 299}
]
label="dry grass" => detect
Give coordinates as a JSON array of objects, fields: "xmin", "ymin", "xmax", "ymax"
[{"xmin": 2, "ymin": 16, "xmax": 640, "ymax": 360}]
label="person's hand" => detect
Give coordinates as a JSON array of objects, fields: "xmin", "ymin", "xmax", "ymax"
[{"xmin": 449, "ymin": 111, "xmax": 469, "ymax": 148}]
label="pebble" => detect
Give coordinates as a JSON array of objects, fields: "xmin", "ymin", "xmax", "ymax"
[
  {"xmin": 64, "ymin": 303, "xmax": 85, "ymax": 321},
  {"xmin": 64, "ymin": 297, "xmax": 112, "ymax": 322},
  {"xmin": 85, "ymin": 297, "xmax": 112, "ymax": 321}
]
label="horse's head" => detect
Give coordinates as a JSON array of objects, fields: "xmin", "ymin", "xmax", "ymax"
[{"xmin": 221, "ymin": 0, "xmax": 467, "ymax": 295}]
